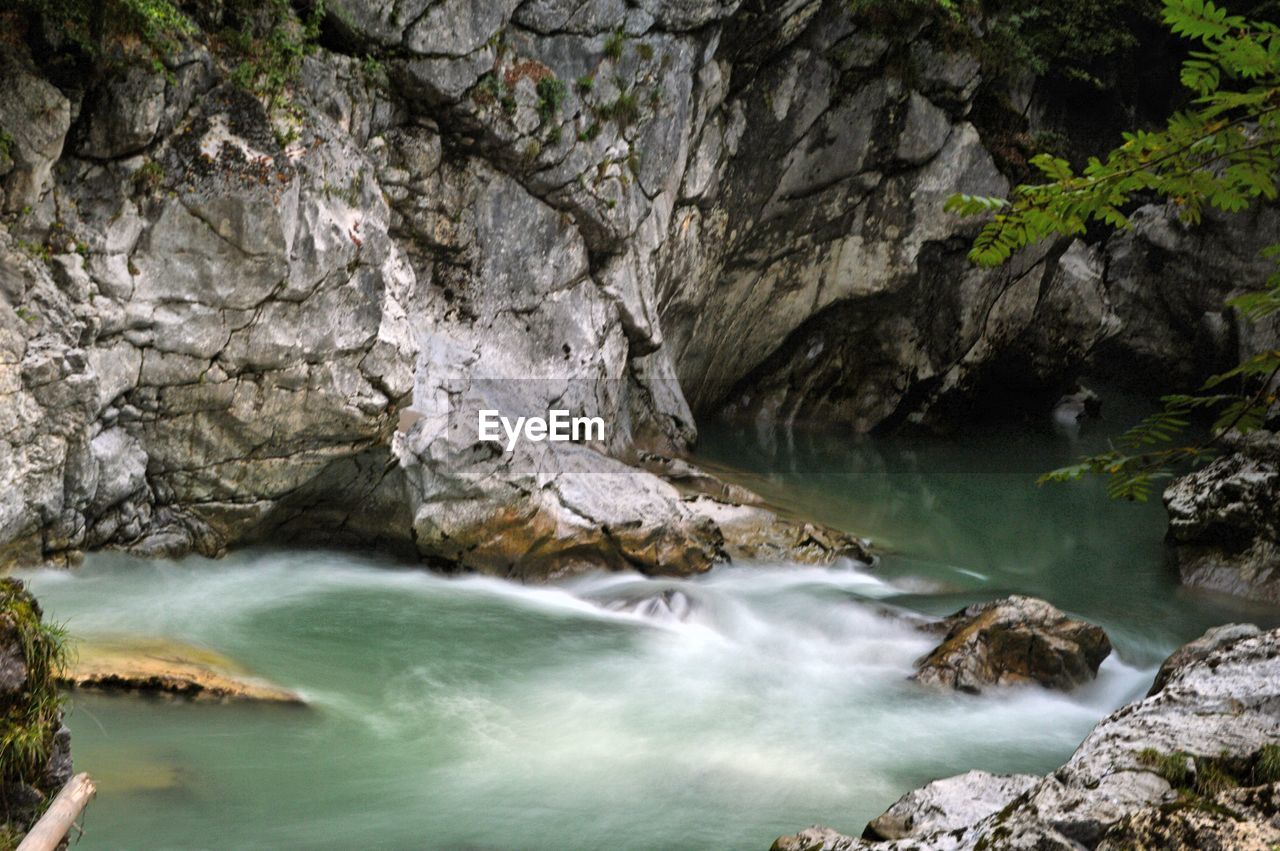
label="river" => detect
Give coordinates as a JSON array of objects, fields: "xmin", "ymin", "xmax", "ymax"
[{"xmin": 20, "ymin": 391, "xmax": 1277, "ymax": 849}]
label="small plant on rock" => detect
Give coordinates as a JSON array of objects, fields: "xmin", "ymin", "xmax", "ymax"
[
  {"xmin": 536, "ymin": 76, "xmax": 567, "ymax": 124},
  {"xmin": 604, "ymin": 29, "xmax": 625, "ymax": 60},
  {"xmin": 1254, "ymin": 744, "xmax": 1280, "ymax": 784},
  {"xmin": 0, "ymin": 581, "xmax": 69, "ymax": 786},
  {"xmin": 598, "ymin": 90, "xmax": 640, "ymax": 127},
  {"xmin": 133, "ymin": 160, "xmax": 164, "ymax": 193}
]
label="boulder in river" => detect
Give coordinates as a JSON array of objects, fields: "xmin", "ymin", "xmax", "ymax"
[
  {"xmin": 61, "ymin": 637, "xmax": 305, "ymax": 705},
  {"xmin": 912, "ymin": 595, "xmax": 1112, "ymax": 693},
  {"xmin": 1164, "ymin": 430, "xmax": 1280, "ymax": 604},
  {"xmin": 772, "ymin": 623, "xmax": 1280, "ymax": 850}
]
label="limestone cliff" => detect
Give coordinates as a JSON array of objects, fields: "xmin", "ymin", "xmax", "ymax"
[{"xmin": 0, "ymin": 0, "xmax": 1271, "ymax": 579}]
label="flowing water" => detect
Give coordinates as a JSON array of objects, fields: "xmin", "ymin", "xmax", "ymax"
[{"xmin": 20, "ymin": 392, "xmax": 1280, "ymax": 850}]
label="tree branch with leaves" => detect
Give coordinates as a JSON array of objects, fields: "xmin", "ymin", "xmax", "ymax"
[{"xmin": 946, "ymin": 0, "xmax": 1280, "ymax": 501}]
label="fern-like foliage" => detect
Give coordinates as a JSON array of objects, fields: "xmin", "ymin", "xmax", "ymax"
[{"xmin": 952, "ymin": 0, "xmax": 1280, "ymax": 500}]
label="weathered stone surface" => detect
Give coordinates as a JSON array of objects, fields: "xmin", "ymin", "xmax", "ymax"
[
  {"xmin": 772, "ymin": 625, "xmax": 1280, "ymax": 851},
  {"xmin": 863, "ymin": 771, "xmax": 1040, "ymax": 841},
  {"xmin": 0, "ymin": 52, "xmax": 70, "ymax": 212},
  {"xmin": 1095, "ymin": 204, "xmax": 1280, "ymax": 388},
  {"xmin": 1095, "ymin": 782, "xmax": 1280, "ymax": 850},
  {"xmin": 913, "ymin": 595, "xmax": 1112, "ymax": 693},
  {"xmin": 62, "ymin": 637, "xmax": 304, "ymax": 705},
  {"xmin": 771, "ymin": 826, "xmax": 862, "ymax": 851},
  {"xmin": 1148, "ymin": 622, "xmax": 1261, "ymax": 695},
  {"xmin": 1165, "ymin": 431, "xmax": 1280, "ymax": 604},
  {"xmin": 77, "ymin": 64, "xmax": 167, "ymax": 159},
  {"xmin": 1, "ymin": 0, "xmax": 1274, "ymax": 582}
]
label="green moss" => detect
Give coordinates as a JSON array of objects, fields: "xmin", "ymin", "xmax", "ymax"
[
  {"xmin": 1195, "ymin": 761, "xmax": 1238, "ymax": 797},
  {"xmin": 636, "ymin": 42, "xmax": 654, "ymax": 61},
  {"xmin": 576, "ymin": 74, "xmax": 594, "ymax": 93}
]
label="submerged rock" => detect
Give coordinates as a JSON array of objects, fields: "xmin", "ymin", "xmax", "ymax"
[
  {"xmin": 602, "ymin": 588, "xmax": 698, "ymax": 622},
  {"xmin": 1164, "ymin": 430, "xmax": 1280, "ymax": 604},
  {"xmin": 62, "ymin": 637, "xmax": 305, "ymax": 705},
  {"xmin": 772, "ymin": 624, "xmax": 1280, "ymax": 850},
  {"xmin": 912, "ymin": 595, "xmax": 1111, "ymax": 693}
]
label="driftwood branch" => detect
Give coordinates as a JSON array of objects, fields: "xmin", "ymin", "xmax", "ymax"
[{"xmin": 17, "ymin": 773, "xmax": 96, "ymax": 851}]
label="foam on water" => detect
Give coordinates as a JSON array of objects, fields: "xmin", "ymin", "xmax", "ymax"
[
  {"xmin": 24, "ymin": 548, "xmax": 1163, "ymax": 850},
  {"xmin": 24, "ymin": 391, "xmax": 1280, "ymax": 848}
]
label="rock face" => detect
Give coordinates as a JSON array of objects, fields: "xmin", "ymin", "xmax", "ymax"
[
  {"xmin": 912, "ymin": 595, "xmax": 1112, "ymax": 693},
  {"xmin": 1165, "ymin": 431, "xmax": 1280, "ymax": 604},
  {"xmin": 772, "ymin": 624, "xmax": 1280, "ymax": 851},
  {"xmin": 0, "ymin": 4, "xmax": 883, "ymax": 578},
  {"xmin": 0, "ymin": 1, "xmax": 1273, "ymax": 578}
]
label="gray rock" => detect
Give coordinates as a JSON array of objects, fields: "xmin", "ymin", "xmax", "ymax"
[
  {"xmin": 1096, "ymin": 782, "xmax": 1280, "ymax": 850},
  {"xmin": 895, "ymin": 91, "xmax": 952, "ymax": 165},
  {"xmin": 0, "ymin": 52, "xmax": 71, "ymax": 212},
  {"xmin": 1165, "ymin": 431, "xmax": 1280, "ymax": 604},
  {"xmin": 88, "ymin": 428, "xmax": 148, "ymax": 514},
  {"xmin": 78, "ymin": 65, "xmax": 167, "ymax": 159},
  {"xmin": 864, "ymin": 771, "xmax": 1040, "ymax": 841},
  {"xmin": 1095, "ymin": 203, "xmax": 1280, "ymax": 386},
  {"xmin": 1148, "ymin": 623, "xmax": 1261, "ymax": 695},
  {"xmin": 771, "ymin": 826, "xmax": 863, "ymax": 851}
]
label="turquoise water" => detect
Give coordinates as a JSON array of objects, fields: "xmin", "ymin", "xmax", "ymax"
[{"xmin": 20, "ymin": 397, "xmax": 1277, "ymax": 850}]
